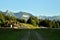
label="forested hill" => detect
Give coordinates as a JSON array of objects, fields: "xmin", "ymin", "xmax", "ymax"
[{"xmin": 0, "ymin": 11, "xmax": 60, "ymax": 28}]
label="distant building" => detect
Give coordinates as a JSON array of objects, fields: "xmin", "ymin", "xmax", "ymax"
[{"xmin": 10, "ymin": 24, "xmax": 13, "ymax": 28}]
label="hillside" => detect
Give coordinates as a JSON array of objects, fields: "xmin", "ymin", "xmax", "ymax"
[
  {"xmin": 0, "ymin": 10, "xmax": 60, "ymax": 28},
  {"xmin": 2, "ymin": 10, "xmax": 60, "ymax": 21},
  {"xmin": 13, "ymin": 23, "xmax": 39, "ymax": 29}
]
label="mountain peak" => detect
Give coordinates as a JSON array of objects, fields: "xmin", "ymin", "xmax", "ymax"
[
  {"xmin": 5, "ymin": 10, "xmax": 15, "ymax": 16},
  {"xmin": 6, "ymin": 10, "xmax": 12, "ymax": 13}
]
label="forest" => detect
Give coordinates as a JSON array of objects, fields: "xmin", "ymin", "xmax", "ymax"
[{"xmin": 0, "ymin": 11, "xmax": 60, "ymax": 28}]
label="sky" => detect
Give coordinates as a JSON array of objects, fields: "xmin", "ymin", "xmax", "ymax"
[{"xmin": 0, "ymin": 0, "xmax": 60, "ymax": 16}]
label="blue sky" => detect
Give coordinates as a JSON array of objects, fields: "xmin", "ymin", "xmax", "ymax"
[{"xmin": 0, "ymin": 0, "xmax": 60, "ymax": 16}]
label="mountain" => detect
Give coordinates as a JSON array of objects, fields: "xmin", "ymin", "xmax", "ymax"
[
  {"xmin": 37, "ymin": 16, "xmax": 49, "ymax": 20},
  {"xmin": 3, "ymin": 10, "xmax": 33, "ymax": 20},
  {"xmin": 2, "ymin": 10, "xmax": 60, "ymax": 21},
  {"xmin": 51, "ymin": 16, "xmax": 60, "ymax": 21},
  {"xmin": 14, "ymin": 11, "xmax": 32, "ymax": 18},
  {"xmin": 37, "ymin": 16, "xmax": 60, "ymax": 21},
  {"xmin": 5, "ymin": 10, "xmax": 15, "ymax": 16},
  {"xmin": 14, "ymin": 11, "xmax": 33, "ymax": 20}
]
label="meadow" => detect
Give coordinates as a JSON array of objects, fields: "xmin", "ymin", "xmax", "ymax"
[{"xmin": 0, "ymin": 28, "xmax": 60, "ymax": 40}]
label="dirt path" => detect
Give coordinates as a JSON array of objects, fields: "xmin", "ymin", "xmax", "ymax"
[
  {"xmin": 20, "ymin": 31, "xmax": 30, "ymax": 40},
  {"xmin": 33, "ymin": 31, "xmax": 44, "ymax": 40},
  {"xmin": 20, "ymin": 30, "xmax": 46, "ymax": 40}
]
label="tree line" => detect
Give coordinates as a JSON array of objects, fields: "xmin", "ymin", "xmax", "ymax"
[
  {"xmin": 0, "ymin": 11, "xmax": 60, "ymax": 28},
  {"xmin": 27, "ymin": 16, "xmax": 60, "ymax": 28}
]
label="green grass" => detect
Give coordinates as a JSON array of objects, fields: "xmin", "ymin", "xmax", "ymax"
[
  {"xmin": 35, "ymin": 28, "xmax": 60, "ymax": 40},
  {"xmin": 0, "ymin": 28, "xmax": 60, "ymax": 40},
  {"xmin": 0, "ymin": 29, "xmax": 28, "ymax": 40}
]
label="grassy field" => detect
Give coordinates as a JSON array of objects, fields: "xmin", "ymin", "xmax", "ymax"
[
  {"xmin": 36, "ymin": 28, "xmax": 60, "ymax": 40},
  {"xmin": 0, "ymin": 28, "xmax": 60, "ymax": 40}
]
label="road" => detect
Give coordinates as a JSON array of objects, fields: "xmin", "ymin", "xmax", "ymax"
[{"xmin": 18, "ymin": 30, "xmax": 47, "ymax": 40}]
